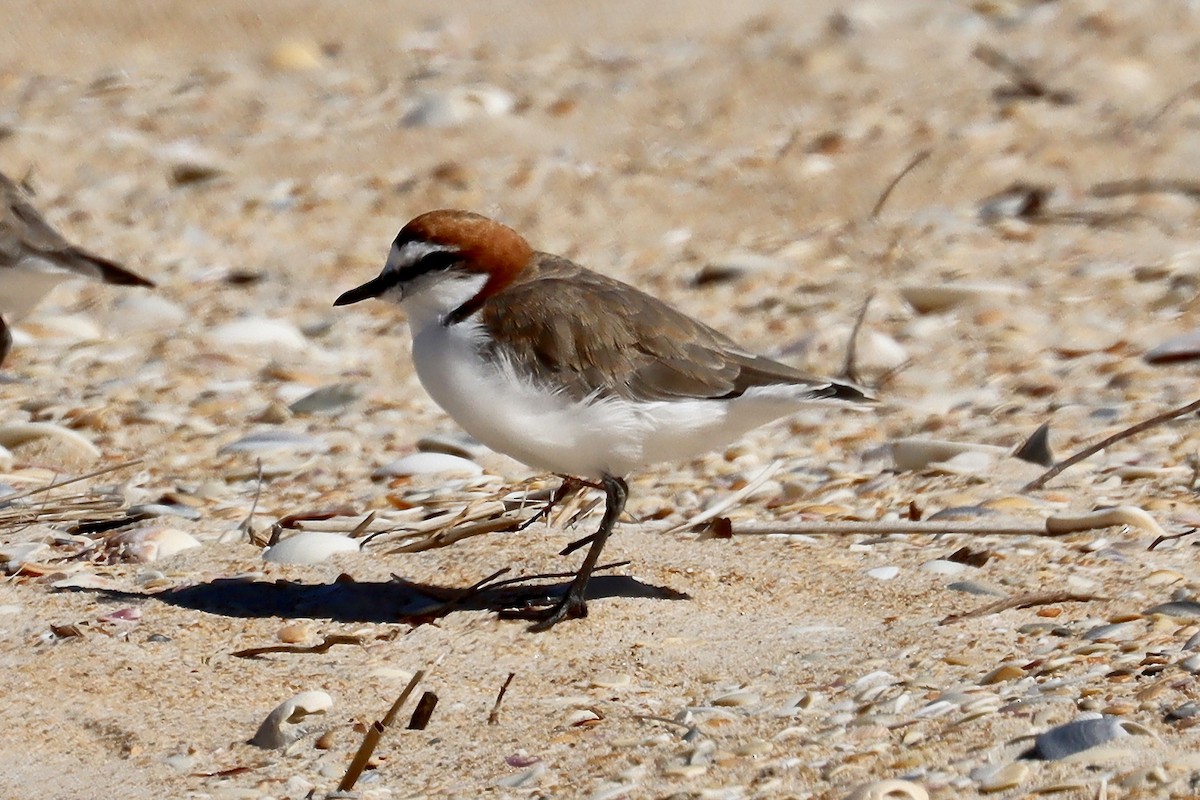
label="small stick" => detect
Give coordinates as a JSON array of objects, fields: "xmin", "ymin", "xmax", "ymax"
[
  {"xmin": 655, "ymin": 520, "xmax": 1050, "ymax": 536},
  {"xmin": 0, "ymin": 459, "xmax": 142, "ymax": 503},
  {"xmin": 407, "ymin": 692, "xmax": 438, "ymax": 730},
  {"xmin": 238, "ymin": 459, "xmax": 265, "ymax": 541},
  {"xmin": 230, "ymin": 634, "xmax": 364, "ymax": 660},
  {"xmin": 1023, "ymin": 397, "xmax": 1200, "ymax": 491},
  {"xmin": 1091, "ymin": 178, "xmax": 1200, "ymax": 201},
  {"xmin": 380, "ymin": 670, "xmax": 425, "ymax": 727},
  {"xmin": 339, "ymin": 670, "xmax": 424, "ymax": 792},
  {"xmin": 488, "ymin": 672, "xmax": 516, "ymax": 725},
  {"xmin": 941, "ymin": 591, "xmax": 1106, "ymax": 625},
  {"xmin": 870, "ymin": 150, "xmax": 932, "ymax": 219},
  {"xmin": 839, "ymin": 290, "xmax": 876, "ymax": 384}
]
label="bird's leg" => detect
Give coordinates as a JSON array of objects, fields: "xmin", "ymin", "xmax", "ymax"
[
  {"xmin": 516, "ymin": 475, "xmax": 585, "ymax": 531},
  {"xmin": 0, "ymin": 315, "xmax": 10, "ymax": 367},
  {"xmin": 527, "ymin": 474, "xmax": 627, "ymax": 632}
]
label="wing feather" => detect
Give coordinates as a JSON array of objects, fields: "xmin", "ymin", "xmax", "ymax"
[{"xmin": 477, "ymin": 254, "xmax": 868, "ymax": 404}]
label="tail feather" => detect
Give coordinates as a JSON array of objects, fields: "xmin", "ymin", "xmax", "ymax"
[
  {"xmin": 68, "ymin": 247, "xmax": 155, "ymax": 288},
  {"xmin": 808, "ymin": 381, "xmax": 875, "ymax": 404}
]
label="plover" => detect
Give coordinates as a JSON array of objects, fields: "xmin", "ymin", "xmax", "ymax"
[
  {"xmin": 336, "ymin": 209, "xmax": 870, "ymax": 629},
  {"xmin": 0, "ymin": 171, "xmax": 154, "ymax": 365}
]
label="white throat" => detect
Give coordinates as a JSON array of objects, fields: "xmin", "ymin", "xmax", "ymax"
[{"xmin": 401, "ymin": 272, "xmax": 488, "ymax": 332}]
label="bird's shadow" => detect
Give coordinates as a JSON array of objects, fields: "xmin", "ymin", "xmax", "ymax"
[{"xmin": 82, "ymin": 571, "xmax": 689, "ymax": 625}]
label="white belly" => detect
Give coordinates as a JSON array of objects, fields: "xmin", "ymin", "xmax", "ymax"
[
  {"xmin": 409, "ymin": 320, "xmax": 807, "ymax": 478},
  {"xmin": 0, "ymin": 261, "xmax": 69, "ymax": 319}
]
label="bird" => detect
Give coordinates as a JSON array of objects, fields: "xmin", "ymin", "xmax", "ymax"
[
  {"xmin": 335, "ymin": 209, "xmax": 871, "ymax": 630},
  {"xmin": 0, "ymin": 170, "xmax": 155, "ymax": 366}
]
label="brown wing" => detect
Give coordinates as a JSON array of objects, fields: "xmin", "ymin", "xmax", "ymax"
[
  {"xmin": 478, "ymin": 253, "xmax": 868, "ymax": 404},
  {"xmin": 0, "ymin": 172, "xmax": 153, "ymax": 286}
]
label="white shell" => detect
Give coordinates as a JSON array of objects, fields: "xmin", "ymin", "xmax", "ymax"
[
  {"xmin": 250, "ymin": 690, "xmax": 333, "ymax": 749},
  {"xmin": 209, "ymin": 318, "xmax": 307, "ymax": 350},
  {"xmin": 0, "ymin": 423, "xmax": 102, "ymax": 461},
  {"xmin": 866, "ymin": 566, "xmax": 901, "ymax": 581},
  {"xmin": 108, "ymin": 527, "xmax": 201, "ymax": 563},
  {"xmin": 890, "ymin": 438, "xmax": 1007, "ymax": 471},
  {"xmin": 373, "ymin": 452, "xmax": 483, "ymax": 478},
  {"xmin": 263, "ymin": 532, "xmax": 360, "ymax": 565},
  {"xmin": 845, "ymin": 779, "xmax": 929, "ymax": 800},
  {"xmin": 899, "ymin": 282, "xmax": 1024, "ymax": 314},
  {"xmin": 401, "ymin": 85, "xmax": 516, "ymax": 127}
]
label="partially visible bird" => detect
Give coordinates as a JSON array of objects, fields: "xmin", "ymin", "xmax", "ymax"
[
  {"xmin": 335, "ymin": 209, "xmax": 871, "ymax": 630},
  {"xmin": 0, "ymin": 171, "xmax": 154, "ymax": 365}
]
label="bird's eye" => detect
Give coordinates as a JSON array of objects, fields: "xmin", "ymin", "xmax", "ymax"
[{"xmin": 413, "ymin": 250, "xmax": 460, "ymax": 274}]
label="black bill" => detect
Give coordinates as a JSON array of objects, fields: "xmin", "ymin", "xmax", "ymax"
[{"xmin": 334, "ymin": 272, "xmax": 397, "ymax": 306}]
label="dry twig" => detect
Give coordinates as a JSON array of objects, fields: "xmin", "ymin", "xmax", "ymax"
[
  {"xmin": 839, "ymin": 290, "xmax": 876, "ymax": 384},
  {"xmin": 870, "ymin": 150, "xmax": 932, "ymax": 219},
  {"xmin": 230, "ymin": 634, "xmax": 364, "ymax": 660},
  {"xmin": 941, "ymin": 591, "xmax": 1106, "ymax": 625},
  {"xmin": 488, "ymin": 672, "xmax": 516, "ymax": 725},
  {"xmin": 339, "ymin": 670, "xmax": 424, "ymax": 792},
  {"xmin": 1023, "ymin": 397, "xmax": 1200, "ymax": 491}
]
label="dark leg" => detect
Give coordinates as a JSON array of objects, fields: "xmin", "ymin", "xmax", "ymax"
[
  {"xmin": 0, "ymin": 315, "xmax": 10, "ymax": 367},
  {"xmin": 527, "ymin": 474, "xmax": 628, "ymax": 632}
]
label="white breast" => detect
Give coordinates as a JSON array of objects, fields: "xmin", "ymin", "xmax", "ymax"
[{"xmin": 407, "ymin": 316, "xmax": 816, "ymax": 478}]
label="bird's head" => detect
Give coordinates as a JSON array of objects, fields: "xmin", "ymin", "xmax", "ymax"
[{"xmin": 334, "ymin": 209, "xmax": 532, "ymax": 326}]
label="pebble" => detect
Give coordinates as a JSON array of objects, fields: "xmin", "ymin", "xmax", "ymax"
[
  {"xmin": 249, "ymin": 690, "xmax": 332, "ymax": 749},
  {"xmin": 277, "ymin": 622, "xmax": 312, "ymax": 644},
  {"xmin": 263, "ymin": 531, "xmax": 360, "ymax": 565},
  {"xmin": 401, "ymin": 85, "xmax": 516, "ymax": 127},
  {"xmin": 160, "ymin": 140, "xmax": 226, "ymax": 186},
  {"xmin": 269, "ymin": 38, "xmax": 325, "ymax": 71},
  {"xmin": 866, "ymin": 566, "xmax": 900, "ymax": 581},
  {"xmin": 373, "ymin": 452, "xmax": 483, "ymax": 478}
]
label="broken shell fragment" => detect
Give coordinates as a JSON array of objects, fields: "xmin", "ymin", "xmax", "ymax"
[
  {"xmin": 845, "ymin": 779, "xmax": 929, "ymax": 800},
  {"xmin": 250, "ymin": 690, "xmax": 333, "ymax": 749},
  {"xmin": 1024, "ymin": 715, "xmax": 1154, "ymax": 760}
]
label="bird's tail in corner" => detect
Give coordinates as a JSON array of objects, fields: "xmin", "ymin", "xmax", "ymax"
[
  {"xmin": 810, "ymin": 381, "xmax": 876, "ymax": 404},
  {"xmin": 74, "ymin": 248, "xmax": 156, "ymax": 288}
]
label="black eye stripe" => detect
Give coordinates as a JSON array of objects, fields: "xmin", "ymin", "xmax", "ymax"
[{"xmin": 396, "ymin": 247, "xmax": 462, "ymax": 280}]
